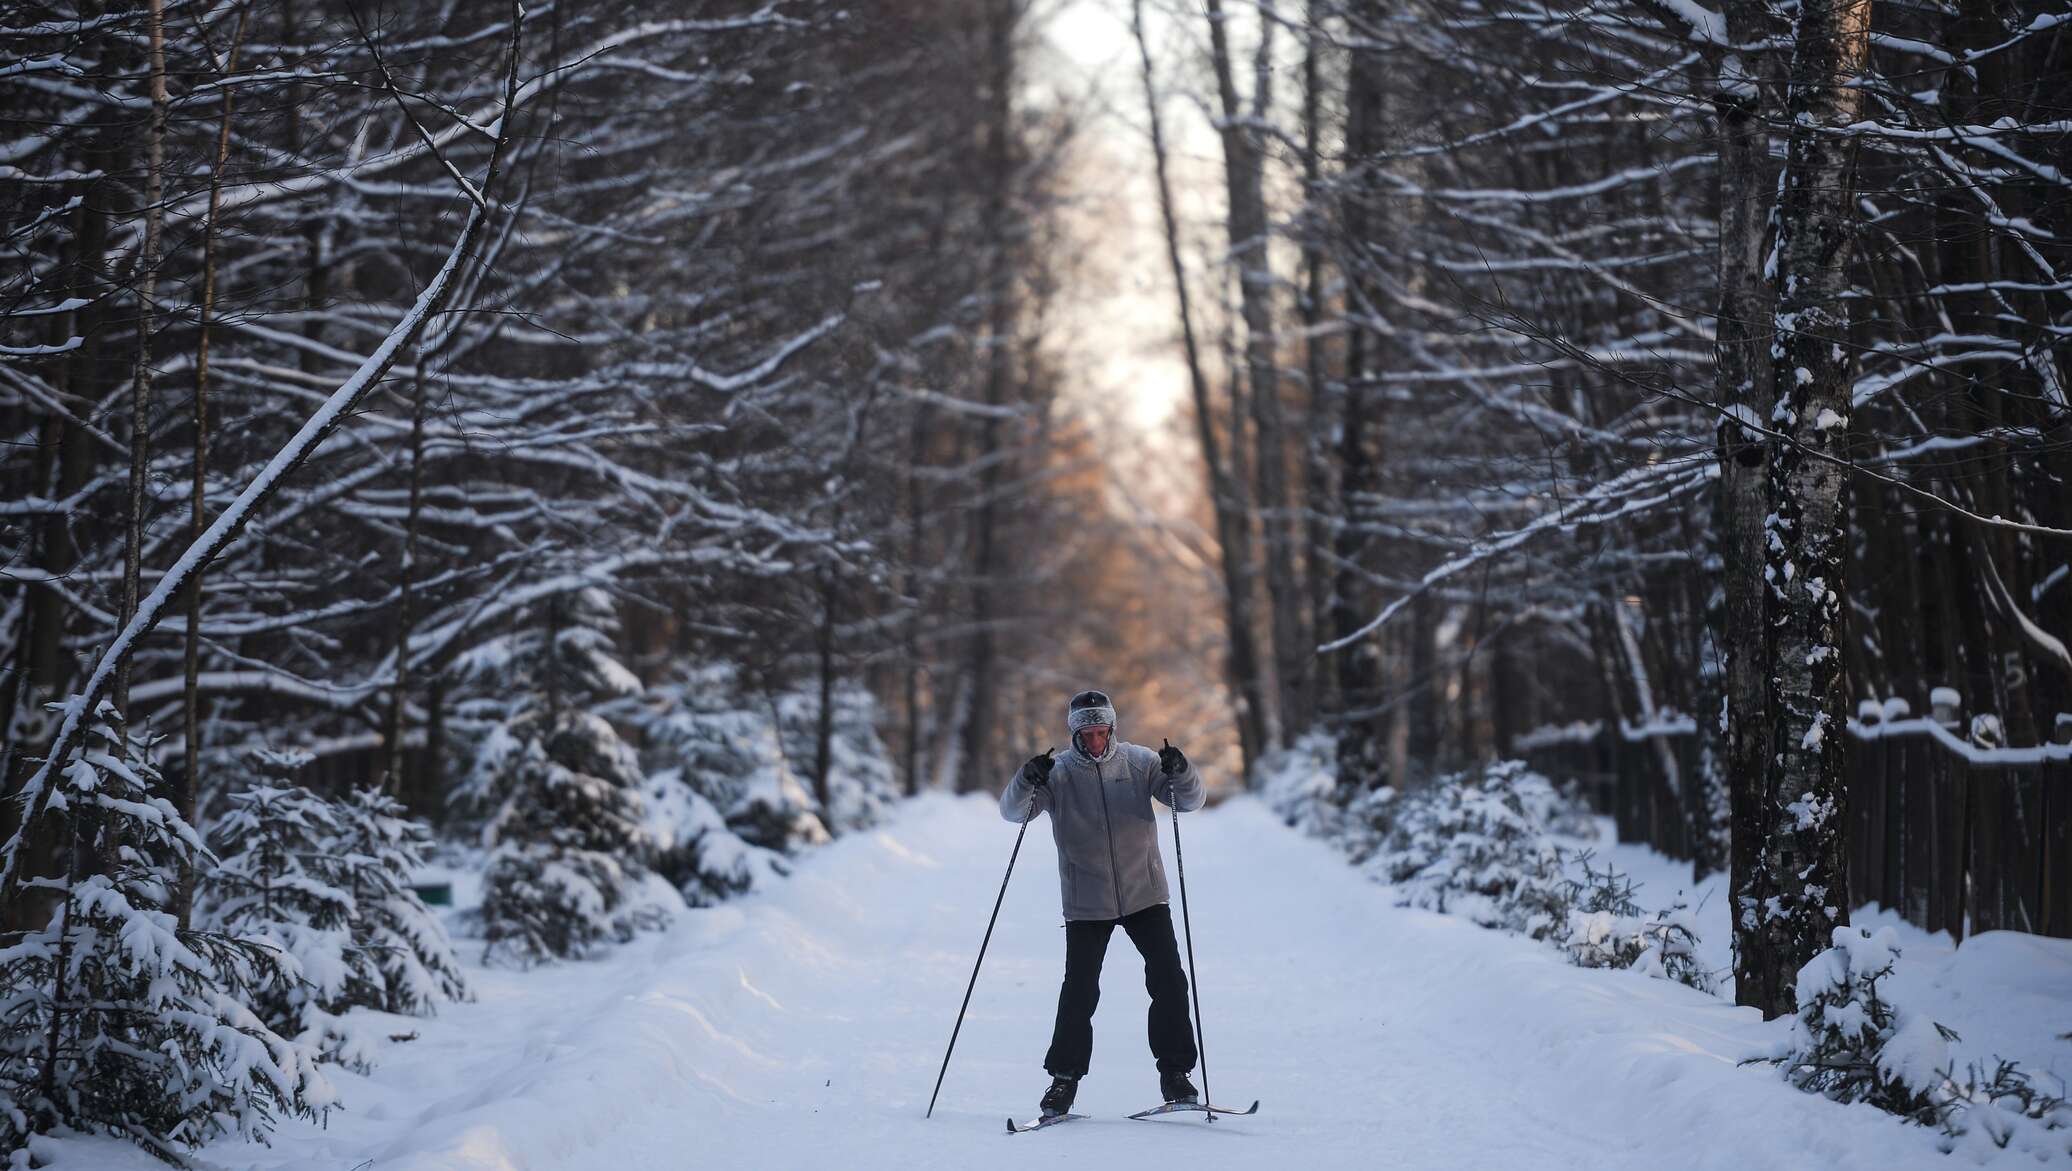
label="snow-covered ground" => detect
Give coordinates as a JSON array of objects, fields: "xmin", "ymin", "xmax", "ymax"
[
  {"xmin": 33, "ymin": 795, "xmax": 2072, "ymax": 1170},
  {"xmin": 1578, "ymin": 817, "xmax": 2072, "ymax": 1105}
]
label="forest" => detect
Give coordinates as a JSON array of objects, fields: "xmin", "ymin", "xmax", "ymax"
[{"xmin": 1, "ymin": 0, "xmax": 2067, "ymax": 1161}]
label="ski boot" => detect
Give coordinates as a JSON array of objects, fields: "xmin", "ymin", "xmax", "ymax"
[
  {"xmin": 1159, "ymin": 1069, "xmax": 1199, "ymax": 1105},
  {"xmin": 1040, "ymin": 1075, "xmax": 1079, "ymax": 1118}
]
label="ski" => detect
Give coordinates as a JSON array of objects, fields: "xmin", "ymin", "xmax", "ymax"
[
  {"xmin": 1007, "ymin": 1112, "xmax": 1089, "ymax": 1134},
  {"xmin": 1127, "ymin": 1099, "xmax": 1259, "ymax": 1121}
]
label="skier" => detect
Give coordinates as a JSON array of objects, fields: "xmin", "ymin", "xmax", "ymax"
[{"xmin": 999, "ymin": 688, "xmax": 1206, "ymax": 1120}]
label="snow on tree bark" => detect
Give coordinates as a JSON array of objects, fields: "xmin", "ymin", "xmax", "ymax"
[
  {"xmin": 1748, "ymin": 0, "xmax": 1870, "ymax": 1019},
  {"xmin": 1705, "ymin": 0, "xmax": 1777, "ymax": 906}
]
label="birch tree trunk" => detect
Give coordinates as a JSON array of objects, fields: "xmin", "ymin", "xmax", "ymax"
[
  {"xmin": 1748, "ymin": 0, "xmax": 1870, "ymax": 1017},
  {"xmin": 1712, "ymin": 0, "xmax": 1781, "ymax": 979}
]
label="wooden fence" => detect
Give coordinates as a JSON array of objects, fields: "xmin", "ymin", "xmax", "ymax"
[{"xmin": 1517, "ymin": 718, "xmax": 2072, "ymax": 942}]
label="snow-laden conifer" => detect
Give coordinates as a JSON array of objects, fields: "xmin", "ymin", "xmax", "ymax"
[
  {"xmin": 196, "ymin": 749, "xmax": 468, "ymax": 1066},
  {"xmin": 640, "ymin": 766, "xmax": 791, "ymax": 907},
  {"xmin": 455, "ymin": 591, "xmax": 677, "ymax": 966},
  {"xmin": 640, "ymin": 664, "xmax": 830, "ymax": 855},
  {"xmin": 1374, "ymin": 760, "xmax": 1569, "ymax": 939},
  {"xmin": 335, "ymin": 786, "xmax": 470, "ymax": 1014},
  {"xmin": 1560, "ymin": 854, "xmax": 1713, "ymax": 993},
  {"xmin": 473, "ymin": 714, "xmax": 677, "ymax": 966},
  {"xmin": 0, "ymin": 705, "xmax": 331, "ymax": 1160},
  {"xmin": 1767, "ymin": 925, "xmax": 1951, "ymax": 1121},
  {"xmin": 1765, "ymin": 925, "xmax": 2071, "ymax": 1156},
  {"xmin": 775, "ymin": 679, "xmax": 899, "ymax": 836},
  {"xmin": 1257, "ymin": 730, "xmax": 1357, "ymax": 841}
]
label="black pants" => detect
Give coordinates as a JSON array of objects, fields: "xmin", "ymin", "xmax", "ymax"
[{"xmin": 1044, "ymin": 902, "xmax": 1197, "ymax": 1079}]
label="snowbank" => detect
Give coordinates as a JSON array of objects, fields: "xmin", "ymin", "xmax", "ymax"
[{"xmin": 26, "ymin": 794, "xmax": 2067, "ymax": 1170}]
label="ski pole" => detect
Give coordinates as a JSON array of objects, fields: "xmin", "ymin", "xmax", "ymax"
[
  {"xmin": 926, "ymin": 772, "xmax": 1043, "ymax": 1119},
  {"xmin": 1171, "ymin": 800, "xmax": 1212, "ymax": 1121}
]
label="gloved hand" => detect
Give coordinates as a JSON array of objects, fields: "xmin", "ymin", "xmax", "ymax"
[
  {"xmin": 1022, "ymin": 748, "xmax": 1057, "ymax": 789},
  {"xmin": 1159, "ymin": 739, "xmax": 1187, "ymax": 776}
]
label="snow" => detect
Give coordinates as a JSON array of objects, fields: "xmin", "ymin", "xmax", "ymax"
[
  {"xmin": 1654, "ymin": 0, "xmax": 1728, "ymax": 44},
  {"xmin": 1802, "ymin": 711, "xmax": 1829, "ymax": 749},
  {"xmin": 31, "ymin": 795, "xmax": 2071, "ymax": 1170},
  {"xmin": 1513, "ymin": 719, "xmax": 1603, "ymax": 749},
  {"xmin": 1620, "ymin": 713, "xmax": 1698, "ymax": 739},
  {"xmin": 1848, "ymin": 716, "xmax": 2072, "ymax": 764}
]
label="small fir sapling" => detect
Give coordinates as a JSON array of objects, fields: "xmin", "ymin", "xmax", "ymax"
[
  {"xmin": 1339, "ymin": 783, "xmax": 1400, "ymax": 866},
  {"xmin": 1767, "ymin": 926, "xmax": 2071, "ymax": 1158},
  {"xmin": 0, "ymin": 705, "xmax": 332, "ymax": 1161},
  {"xmin": 1938, "ymin": 1058, "xmax": 2071, "ymax": 1155},
  {"xmin": 1766, "ymin": 925, "xmax": 1952, "ymax": 1123},
  {"xmin": 334, "ymin": 786, "xmax": 471, "ymax": 1014},
  {"xmin": 640, "ymin": 765, "xmax": 791, "ymax": 908},
  {"xmin": 1257, "ymin": 731, "xmax": 1357, "ymax": 840},
  {"xmin": 1559, "ymin": 853, "xmax": 1714, "ymax": 993},
  {"xmin": 474, "ymin": 714, "xmax": 675, "ymax": 966},
  {"xmin": 198, "ymin": 764, "xmax": 365, "ymax": 1066},
  {"xmin": 197, "ymin": 750, "xmax": 469, "ymax": 1068},
  {"xmin": 1375, "ymin": 760, "xmax": 1570, "ymax": 940}
]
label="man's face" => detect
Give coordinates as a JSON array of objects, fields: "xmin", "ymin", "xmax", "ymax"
[{"xmin": 1079, "ymin": 725, "xmax": 1111, "ymax": 757}]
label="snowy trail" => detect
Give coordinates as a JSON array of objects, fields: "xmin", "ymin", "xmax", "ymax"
[{"xmin": 75, "ymin": 792, "xmax": 2010, "ymax": 1170}]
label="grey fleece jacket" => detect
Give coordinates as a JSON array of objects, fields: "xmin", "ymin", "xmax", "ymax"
[{"xmin": 999, "ymin": 740, "xmax": 1205, "ymax": 922}]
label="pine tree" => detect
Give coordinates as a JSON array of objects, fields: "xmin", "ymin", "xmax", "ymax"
[
  {"xmin": 1376, "ymin": 760, "xmax": 1570, "ymax": 940},
  {"xmin": 0, "ymin": 705, "xmax": 331, "ymax": 1160},
  {"xmin": 454, "ymin": 590, "xmax": 677, "ymax": 966},
  {"xmin": 640, "ymin": 765, "xmax": 791, "ymax": 908},
  {"xmin": 335, "ymin": 786, "xmax": 469, "ymax": 1015},
  {"xmin": 640, "ymin": 664, "xmax": 830, "ymax": 854},
  {"xmin": 196, "ymin": 749, "xmax": 468, "ymax": 1066},
  {"xmin": 197, "ymin": 762, "xmax": 363, "ymax": 1065},
  {"xmin": 476, "ymin": 714, "xmax": 674, "ymax": 966},
  {"xmin": 775, "ymin": 677, "xmax": 898, "ymax": 836}
]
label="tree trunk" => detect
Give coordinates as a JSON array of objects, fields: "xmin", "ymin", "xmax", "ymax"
[
  {"xmin": 956, "ymin": 0, "xmax": 1016, "ymax": 792},
  {"xmin": 813, "ymin": 566, "xmax": 838, "ymax": 815},
  {"xmin": 1329, "ymin": 31, "xmax": 1390, "ymax": 788},
  {"xmin": 1747, "ymin": 0, "xmax": 1870, "ymax": 1018},
  {"xmin": 1298, "ymin": 0, "xmax": 1333, "ymax": 729},
  {"xmin": 382, "ymin": 363, "xmax": 429, "ymax": 796},
  {"xmin": 1711, "ymin": 0, "xmax": 1784, "ymax": 1010},
  {"xmin": 116, "ymin": 0, "xmax": 169, "ymax": 716},
  {"xmin": 1204, "ymin": 0, "xmax": 1303, "ymax": 748},
  {"xmin": 903, "ymin": 399, "xmax": 931, "ymax": 797},
  {"xmin": 178, "ymin": 6, "xmax": 248, "ymax": 928},
  {"xmin": 1133, "ymin": 0, "xmax": 1268, "ymax": 774}
]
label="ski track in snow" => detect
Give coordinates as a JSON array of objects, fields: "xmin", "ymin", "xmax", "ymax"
[{"xmin": 44, "ymin": 793, "xmax": 2069, "ymax": 1170}]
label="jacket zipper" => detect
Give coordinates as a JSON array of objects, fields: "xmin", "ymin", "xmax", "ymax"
[{"xmin": 1093, "ymin": 755, "xmax": 1123, "ymax": 918}]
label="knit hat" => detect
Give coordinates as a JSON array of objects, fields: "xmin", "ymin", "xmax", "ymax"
[{"xmin": 1068, "ymin": 689, "xmax": 1118, "ymax": 762}]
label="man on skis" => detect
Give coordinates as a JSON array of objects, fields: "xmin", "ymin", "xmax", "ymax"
[{"xmin": 998, "ymin": 688, "xmax": 1206, "ymax": 1119}]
